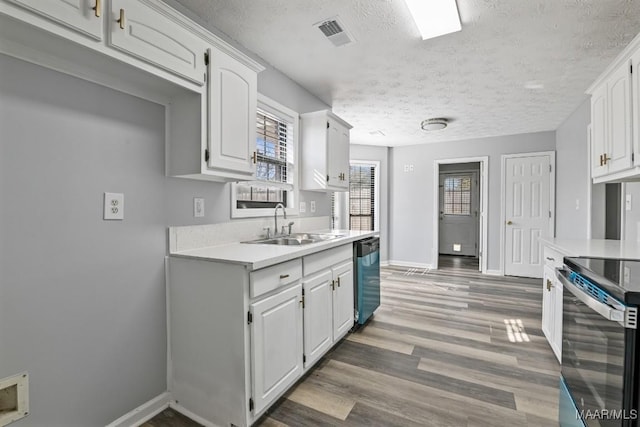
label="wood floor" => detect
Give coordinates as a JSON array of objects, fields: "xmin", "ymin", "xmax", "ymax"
[{"xmin": 150, "ymin": 261, "xmax": 560, "ymax": 426}]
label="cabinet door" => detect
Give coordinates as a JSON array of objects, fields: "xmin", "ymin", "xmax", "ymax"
[
  {"xmin": 332, "ymin": 261, "xmax": 354, "ymax": 340},
  {"xmin": 591, "ymin": 84, "xmax": 608, "ymax": 178},
  {"xmin": 109, "ymin": 0, "xmax": 207, "ymax": 85},
  {"xmin": 250, "ymin": 283, "xmax": 303, "ymax": 415},
  {"xmin": 632, "ymin": 52, "xmax": 640, "ymax": 167},
  {"xmin": 541, "ymin": 265, "xmax": 554, "ymax": 346},
  {"xmin": 6, "ymin": 0, "xmax": 103, "ymax": 39},
  {"xmin": 607, "ymin": 63, "xmax": 633, "ymax": 174},
  {"xmin": 206, "ymin": 46, "xmax": 257, "ymax": 176},
  {"xmin": 302, "ymin": 271, "xmax": 333, "ymax": 368},
  {"xmin": 326, "ymin": 119, "xmax": 350, "ymax": 189},
  {"xmin": 552, "ymin": 276, "xmax": 563, "ymax": 363}
]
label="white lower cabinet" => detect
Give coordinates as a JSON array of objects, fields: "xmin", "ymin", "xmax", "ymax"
[
  {"xmin": 541, "ymin": 246, "xmax": 564, "ymax": 362},
  {"xmin": 168, "ymin": 242, "xmax": 355, "ymax": 427},
  {"xmin": 250, "ymin": 283, "xmax": 303, "ymax": 414}
]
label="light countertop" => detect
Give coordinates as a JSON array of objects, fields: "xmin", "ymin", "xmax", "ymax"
[
  {"xmin": 540, "ymin": 237, "xmax": 640, "ymax": 260},
  {"xmin": 169, "ymin": 229, "xmax": 377, "ymax": 271}
]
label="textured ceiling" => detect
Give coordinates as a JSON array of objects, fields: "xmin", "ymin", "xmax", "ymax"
[{"xmin": 174, "ymin": 0, "xmax": 640, "ymax": 146}]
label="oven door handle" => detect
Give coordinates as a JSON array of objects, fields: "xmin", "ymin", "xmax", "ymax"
[{"xmin": 556, "ymin": 269, "xmax": 625, "ymax": 323}]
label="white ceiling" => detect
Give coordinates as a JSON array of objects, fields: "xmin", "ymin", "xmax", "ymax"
[{"xmin": 174, "ymin": 0, "xmax": 640, "ymax": 147}]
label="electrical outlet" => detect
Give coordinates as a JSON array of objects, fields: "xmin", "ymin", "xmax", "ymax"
[
  {"xmin": 575, "ymin": 199, "xmax": 580, "ymax": 210},
  {"xmin": 299, "ymin": 201, "xmax": 306, "ymax": 213},
  {"xmin": 310, "ymin": 201, "xmax": 316, "ymax": 213},
  {"xmin": 194, "ymin": 197, "xmax": 205, "ymax": 217},
  {"xmin": 103, "ymin": 193, "xmax": 124, "ymax": 220}
]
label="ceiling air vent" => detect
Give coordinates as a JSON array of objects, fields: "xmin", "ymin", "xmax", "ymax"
[{"xmin": 315, "ymin": 17, "xmax": 355, "ymax": 47}]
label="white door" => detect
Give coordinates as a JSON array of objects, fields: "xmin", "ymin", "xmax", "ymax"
[
  {"xmin": 504, "ymin": 155, "xmax": 552, "ymax": 278},
  {"xmin": 109, "ymin": 0, "xmax": 207, "ymax": 85},
  {"xmin": 302, "ymin": 271, "xmax": 333, "ymax": 368},
  {"xmin": 250, "ymin": 284, "xmax": 303, "ymax": 414},
  {"xmin": 207, "ymin": 46, "xmax": 257, "ymax": 175},
  {"xmin": 7, "ymin": 0, "xmax": 103, "ymax": 39},
  {"xmin": 332, "ymin": 261, "xmax": 354, "ymax": 341},
  {"xmin": 439, "ymin": 172, "xmax": 479, "ymax": 257},
  {"xmin": 607, "ymin": 63, "xmax": 633, "ymax": 174}
]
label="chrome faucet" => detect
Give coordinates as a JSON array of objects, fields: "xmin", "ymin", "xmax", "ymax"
[{"xmin": 274, "ymin": 203, "xmax": 286, "ymax": 236}]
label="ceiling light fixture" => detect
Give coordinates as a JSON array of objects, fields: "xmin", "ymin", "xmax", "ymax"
[
  {"xmin": 421, "ymin": 118, "xmax": 449, "ymax": 131},
  {"xmin": 403, "ymin": 0, "xmax": 462, "ymax": 40}
]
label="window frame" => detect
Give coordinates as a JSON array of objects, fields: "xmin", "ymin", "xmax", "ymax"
[
  {"xmin": 231, "ymin": 94, "xmax": 300, "ymax": 219},
  {"xmin": 348, "ymin": 160, "xmax": 380, "ymax": 231}
]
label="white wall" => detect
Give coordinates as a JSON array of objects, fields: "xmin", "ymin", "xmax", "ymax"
[
  {"xmin": 350, "ymin": 145, "xmax": 390, "ymax": 262},
  {"xmin": 555, "ymin": 99, "xmax": 591, "ymax": 239},
  {"xmin": 389, "ymin": 131, "xmax": 556, "ymax": 271}
]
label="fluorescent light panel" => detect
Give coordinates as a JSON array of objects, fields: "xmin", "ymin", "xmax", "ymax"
[{"xmin": 404, "ymin": 0, "xmax": 461, "ymax": 40}]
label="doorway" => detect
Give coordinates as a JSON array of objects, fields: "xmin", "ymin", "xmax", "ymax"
[{"xmin": 433, "ymin": 157, "xmax": 488, "ymax": 273}]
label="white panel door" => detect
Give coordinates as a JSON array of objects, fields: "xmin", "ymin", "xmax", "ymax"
[
  {"xmin": 109, "ymin": 0, "xmax": 207, "ymax": 85},
  {"xmin": 250, "ymin": 284, "xmax": 303, "ymax": 415},
  {"xmin": 207, "ymin": 46, "xmax": 257, "ymax": 175},
  {"xmin": 302, "ymin": 271, "xmax": 333, "ymax": 368},
  {"xmin": 607, "ymin": 62, "xmax": 632, "ymax": 174},
  {"xmin": 332, "ymin": 261, "xmax": 354, "ymax": 341},
  {"xmin": 591, "ymin": 85, "xmax": 608, "ymax": 178},
  {"xmin": 7, "ymin": 0, "xmax": 103, "ymax": 39},
  {"xmin": 504, "ymin": 155, "xmax": 551, "ymax": 278},
  {"xmin": 439, "ymin": 172, "xmax": 479, "ymax": 257}
]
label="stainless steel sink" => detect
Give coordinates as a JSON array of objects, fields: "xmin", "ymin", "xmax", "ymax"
[{"xmin": 242, "ymin": 232, "xmax": 345, "ymax": 246}]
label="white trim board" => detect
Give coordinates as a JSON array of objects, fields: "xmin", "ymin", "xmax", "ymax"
[
  {"xmin": 169, "ymin": 402, "xmax": 218, "ymax": 427},
  {"xmin": 105, "ymin": 392, "xmax": 170, "ymax": 427},
  {"xmin": 499, "ymin": 151, "xmax": 556, "ymax": 276},
  {"xmin": 433, "ymin": 156, "xmax": 489, "ymax": 274},
  {"xmin": 387, "ymin": 260, "xmax": 433, "ymax": 270}
]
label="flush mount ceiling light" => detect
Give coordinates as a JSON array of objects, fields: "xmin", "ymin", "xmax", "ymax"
[
  {"xmin": 403, "ymin": 0, "xmax": 462, "ymax": 40},
  {"xmin": 421, "ymin": 118, "xmax": 448, "ymax": 131}
]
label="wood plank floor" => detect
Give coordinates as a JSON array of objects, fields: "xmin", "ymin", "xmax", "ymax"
[{"xmin": 150, "ymin": 261, "xmax": 560, "ymax": 426}]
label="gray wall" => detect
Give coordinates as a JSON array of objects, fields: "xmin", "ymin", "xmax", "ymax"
[
  {"xmin": 350, "ymin": 145, "xmax": 390, "ymax": 262},
  {"xmin": 0, "ymin": 54, "xmax": 167, "ymax": 426},
  {"xmin": 389, "ymin": 132, "xmax": 556, "ymax": 271},
  {"xmin": 555, "ymin": 99, "xmax": 591, "ymax": 239},
  {"xmin": 624, "ymin": 182, "xmax": 640, "ymax": 240}
]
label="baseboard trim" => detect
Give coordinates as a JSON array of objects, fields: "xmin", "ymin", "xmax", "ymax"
[
  {"xmin": 105, "ymin": 392, "xmax": 170, "ymax": 427},
  {"xmin": 387, "ymin": 260, "xmax": 433, "ymax": 270},
  {"xmin": 485, "ymin": 269, "xmax": 503, "ymax": 276},
  {"xmin": 380, "ymin": 260, "xmax": 390, "ymax": 267},
  {"xmin": 170, "ymin": 401, "xmax": 217, "ymax": 427}
]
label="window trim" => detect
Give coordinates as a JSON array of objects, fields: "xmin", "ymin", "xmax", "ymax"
[
  {"xmin": 231, "ymin": 94, "xmax": 300, "ymax": 219},
  {"xmin": 349, "ymin": 160, "xmax": 380, "ymax": 232}
]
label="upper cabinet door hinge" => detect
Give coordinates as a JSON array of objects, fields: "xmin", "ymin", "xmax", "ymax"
[
  {"xmin": 249, "ymin": 398, "xmax": 254, "ymax": 411},
  {"xmin": 247, "ymin": 311, "xmax": 253, "ymax": 324},
  {"xmin": 303, "ymin": 354, "xmax": 306, "ymax": 363},
  {"xmin": 549, "ymin": 164, "xmax": 552, "ymax": 173},
  {"xmin": 327, "ymin": 121, "xmax": 330, "ymax": 129},
  {"xmin": 631, "ymin": 64, "xmax": 633, "ymax": 74},
  {"xmin": 204, "ymin": 51, "xmax": 209, "ymax": 66},
  {"xmin": 204, "ymin": 148, "xmax": 210, "ymax": 162}
]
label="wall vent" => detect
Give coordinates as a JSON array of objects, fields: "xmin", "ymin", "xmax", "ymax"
[
  {"xmin": 0, "ymin": 372, "xmax": 28, "ymax": 427},
  {"xmin": 314, "ymin": 16, "xmax": 355, "ymax": 47}
]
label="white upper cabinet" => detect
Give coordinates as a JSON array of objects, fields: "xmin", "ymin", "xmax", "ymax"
[
  {"xmin": 5, "ymin": 0, "xmax": 103, "ymax": 40},
  {"xmin": 587, "ymin": 32, "xmax": 640, "ymax": 183},
  {"xmin": 300, "ymin": 110, "xmax": 352, "ymax": 192},
  {"xmin": 109, "ymin": 0, "xmax": 207, "ymax": 86},
  {"xmin": 206, "ymin": 45, "xmax": 257, "ymax": 176}
]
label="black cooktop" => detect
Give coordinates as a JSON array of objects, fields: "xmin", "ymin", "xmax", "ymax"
[{"xmin": 564, "ymin": 257, "xmax": 640, "ymax": 304}]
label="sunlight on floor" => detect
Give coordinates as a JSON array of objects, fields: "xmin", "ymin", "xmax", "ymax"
[{"xmin": 504, "ymin": 319, "xmax": 530, "ymax": 343}]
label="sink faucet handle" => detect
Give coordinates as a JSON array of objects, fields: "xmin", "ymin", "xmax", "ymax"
[
  {"xmin": 262, "ymin": 227, "xmax": 271, "ymax": 239},
  {"xmin": 287, "ymin": 221, "xmax": 295, "ymax": 235}
]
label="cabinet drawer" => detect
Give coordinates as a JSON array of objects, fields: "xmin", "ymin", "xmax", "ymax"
[
  {"xmin": 250, "ymin": 259, "xmax": 302, "ymax": 298},
  {"xmin": 543, "ymin": 246, "xmax": 564, "ymax": 269},
  {"xmin": 303, "ymin": 244, "xmax": 352, "ymax": 276}
]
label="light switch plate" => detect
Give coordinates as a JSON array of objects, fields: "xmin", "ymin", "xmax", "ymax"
[
  {"xmin": 104, "ymin": 193, "xmax": 124, "ymax": 220},
  {"xmin": 310, "ymin": 201, "xmax": 316, "ymax": 213},
  {"xmin": 194, "ymin": 197, "xmax": 205, "ymax": 217},
  {"xmin": 299, "ymin": 202, "xmax": 306, "ymax": 213}
]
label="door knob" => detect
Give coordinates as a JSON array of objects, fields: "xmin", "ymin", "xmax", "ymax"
[{"xmin": 507, "ymin": 221, "xmax": 513, "ymax": 225}]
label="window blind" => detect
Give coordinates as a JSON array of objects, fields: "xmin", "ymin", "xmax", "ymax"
[{"xmin": 349, "ymin": 165, "xmax": 375, "ymax": 231}]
